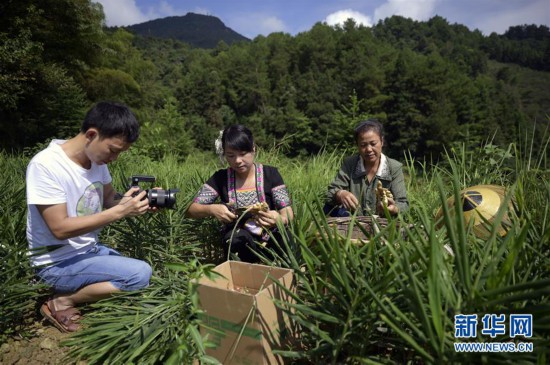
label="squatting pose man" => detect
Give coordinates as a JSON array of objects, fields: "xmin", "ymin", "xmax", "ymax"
[{"xmin": 26, "ymin": 101, "xmax": 154, "ymax": 332}]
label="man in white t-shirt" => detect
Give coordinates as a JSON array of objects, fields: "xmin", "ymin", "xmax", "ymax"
[{"xmin": 27, "ymin": 101, "xmax": 153, "ymax": 332}]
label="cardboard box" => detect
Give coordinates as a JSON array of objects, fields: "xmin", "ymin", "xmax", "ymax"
[{"xmin": 194, "ymin": 261, "xmax": 295, "ymax": 364}]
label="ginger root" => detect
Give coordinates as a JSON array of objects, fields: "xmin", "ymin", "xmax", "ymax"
[
  {"xmin": 376, "ymin": 180, "xmax": 393, "ymax": 207},
  {"xmin": 246, "ymin": 201, "xmax": 269, "ymax": 213}
]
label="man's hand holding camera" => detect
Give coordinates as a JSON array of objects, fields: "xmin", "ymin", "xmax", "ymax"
[
  {"xmin": 115, "ymin": 174, "xmax": 181, "ymax": 217},
  {"xmin": 117, "ymin": 187, "xmax": 151, "ymax": 217},
  {"xmin": 128, "ymin": 175, "xmax": 179, "ymax": 210}
]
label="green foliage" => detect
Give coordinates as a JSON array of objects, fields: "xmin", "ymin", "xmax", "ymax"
[
  {"xmin": 2, "ymin": 4, "xmax": 550, "ymax": 361},
  {"xmin": 0, "ymin": 0, "xmax": 96, "ymax": 151},
  {"xmin": 0, "ymin": 29, "xmax": 41, "ymax": 111},
  {"xmin": 329, "ymin": 90, "xmax": 373, "ymax": 150},
  {"xmin": 134, "ymin": 97, "xmax": 196, "ymax": 161},
  {"xmin": 83, "ymin": 68, "xmax": 142, "ymax": 106},
  {"xmin": 0, "ymin": 152, "xmax": 48, "ymax": 343},
  {"xmin": 63, "ymin": 265, "xmax": 211, "ymax": 365},
  {"xmin": 2, "ymin": 3, "xmax": 549, "ymax": 162},
  {"xmin": 484, "ymin": 25, "xmax": 550, "ymax": 71},
  {"xmin": 438, "ymin": 140, "xmax": 515, "ymax": 188},
  {"xmin": 272, "ymin": 137, "xmax": 550, "ymax": 363},
  {"xmin": 89, "ymin": 28, "xmax": 167, "ymax": 108},
  {"xmin": 2, "ymin": 131, "xmax": 550, "ymax": 362},
  {"xmin": 0, "ymin": 0, "xmax": 105, "ymax": 77}
]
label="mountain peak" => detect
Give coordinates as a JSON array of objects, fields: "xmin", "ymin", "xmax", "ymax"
[{"xmin": 125, "ymin": 12, "xmax": 250, "ymax": 48}]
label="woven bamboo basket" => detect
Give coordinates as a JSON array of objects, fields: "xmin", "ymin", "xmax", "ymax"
[{"xmin": 313, "ymin": 216, "xmax": 398, "ymax": 245}]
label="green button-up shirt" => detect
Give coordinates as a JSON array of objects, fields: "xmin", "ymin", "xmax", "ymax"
[{"xmin": 326, "ymin": 153, "xmax": 409, "ymax": 215}]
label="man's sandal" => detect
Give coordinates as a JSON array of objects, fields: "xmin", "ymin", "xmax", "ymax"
[{"xmin": 40, "ymin": 299, "xmax": 81, "ymax": 333}]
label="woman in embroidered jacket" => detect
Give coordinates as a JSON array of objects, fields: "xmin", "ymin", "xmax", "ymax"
[
  {"xmin": 325, "ymin": 119, "xmax": 409, "ymax": 217},
  {"xmin": 186, "ymin": 125, "xmax": 294, "ymax": 263}
]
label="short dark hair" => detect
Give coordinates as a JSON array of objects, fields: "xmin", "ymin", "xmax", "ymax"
[
  {"xmin": 222, "ymin": 124, "xmax": 254, "ymax": 153},
  {"xmin": 81, "ymin": 101, "xmax": 140, "ymax": 143},
  {"xmin": 354, "ymin": 118, "xmax": 384, "ymax": 143}
]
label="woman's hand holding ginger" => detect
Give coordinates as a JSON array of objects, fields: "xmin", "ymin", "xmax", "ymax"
[
  {"xmin": 255, "ymin": 210, "xmax": 281, "ymax": 228},
  {"xmin": 210, "ymin": 204, "xmax": 237, "ymax": 223}
]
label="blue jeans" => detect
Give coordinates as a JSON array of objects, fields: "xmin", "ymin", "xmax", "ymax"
[
  {"xmin": 36, "ymin": 244, "xmax": 152, "ymax": 294},
  {"xmin": 323, "ymin": 203, "xmax": 351, "ymax": 217}
]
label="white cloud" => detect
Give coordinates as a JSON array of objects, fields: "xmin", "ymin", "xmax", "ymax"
[
  {"xmin": 227, "ymin": 14, "xmax": 288, "ymax": 38},
  {"xmin": 471, "ymin": 0, "xmax": 550, "ymax": 34},
  {"xmin": 94, "ymin": 0, "xmax": 148, "ymax": 26},
  {"xmin": 325, "ymin": 9, "xmax": 373, "ymax": 27},
  {"xmin": 259, "ymin": 16, "xmax": 287, "ymax": 34},
  {"xmin": 94, "ymin": 0, "xmax": 186, "ymax": 26},
  {"xmin": 374, "ymin": 0, "xmax": 439, "ymax": 22},
  {"xmin": 158, "ymin": 0, "xmax": 176, "ymax": 15},
  {"xmin": 192, "ymin": 7, "xmax": 211, "ymax": 16},
  {"xmin": 141, "ymin": 0, "xmax": 182, "ymax": 21}
]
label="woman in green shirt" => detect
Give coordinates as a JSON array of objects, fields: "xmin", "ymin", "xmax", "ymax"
[{"xmin": 325, "ymin": 119, "xmax": 409, "ymax": 217}]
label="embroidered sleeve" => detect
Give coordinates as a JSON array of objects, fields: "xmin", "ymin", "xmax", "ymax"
[
  {"xmin": 193, "ymin": 184, "xmax": 219, "ymax": 204},
  {"xmin": 272, "ymin": 184, "xmax": 291, "ymax": 209},
  {"xmin": 264, "ymin": 166, "xmax": 292, "ymax": 209}
]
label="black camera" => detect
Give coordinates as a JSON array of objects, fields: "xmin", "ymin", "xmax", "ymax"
[{"xmin": 129, "ymin": 175, "xmax": 180, "ymax": 209}]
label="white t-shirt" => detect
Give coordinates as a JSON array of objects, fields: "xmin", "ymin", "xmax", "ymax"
[{"xmin": 26, "ymin": 139, "xmax": 112, "ymax": 267}]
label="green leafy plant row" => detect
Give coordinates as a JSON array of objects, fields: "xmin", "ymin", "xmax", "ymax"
[{"xmin": 1, "ymin": 130, "xmax": 549, "ymax": 363}]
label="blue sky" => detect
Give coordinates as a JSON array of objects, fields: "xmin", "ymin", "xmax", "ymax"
[{"xmin": 94, "ymin": 0, "xmax": 549, "ymax": 39}]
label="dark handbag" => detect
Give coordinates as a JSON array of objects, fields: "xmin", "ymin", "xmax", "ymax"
[{"xmin": 221, "ymin": 228, "xmax": 263, "ymax": 263}]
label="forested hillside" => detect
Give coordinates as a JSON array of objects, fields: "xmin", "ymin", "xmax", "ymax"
[
  {"xmin": 1, "ymin": 0, "xmax": 549, "ymax": 161},
  {"xmin": 125, "ymin": 12, "xmax": 250, "ymax": 48}
]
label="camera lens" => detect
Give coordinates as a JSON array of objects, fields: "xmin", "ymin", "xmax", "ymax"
[{"xmin": 148, "ymin": 188, "xmax": 180, "ymax": 209}]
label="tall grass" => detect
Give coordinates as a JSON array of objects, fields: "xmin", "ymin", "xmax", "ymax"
[
  {"xmin": 1, "ymin": 133, "xmax": 549, "ymax": 363},
  {"xmin": 0, "ymin": 152, "xmax": 49, "ymax": 343},
  {"xmin": 271, "ymin": 136, "xmax": 550, "ymax": 363}
]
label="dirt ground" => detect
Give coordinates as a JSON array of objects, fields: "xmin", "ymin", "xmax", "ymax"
[{"xmin": 0, "ymin": 319, "xmax": 82, "ymax": 365}]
